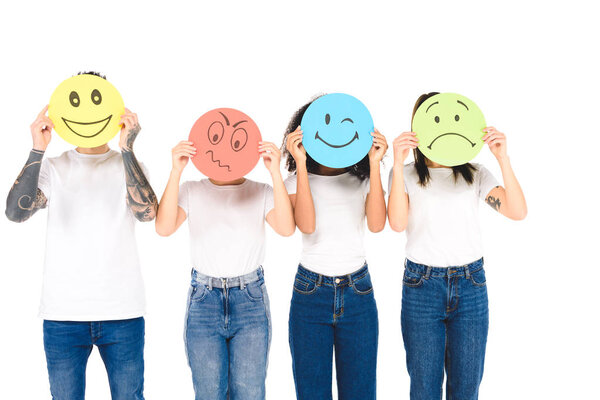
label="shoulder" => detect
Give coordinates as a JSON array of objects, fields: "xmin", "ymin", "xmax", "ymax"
[
  {"xmin": 180, "ymin": 179, "xmax": 206, "ymax": 192},
  {"xmin": 245, "ymin": 179, "xmax": 272, "ymax": 193},
  {"xmin": 284, "ymin": 173, "xmax": 297, "ymax": 184}
]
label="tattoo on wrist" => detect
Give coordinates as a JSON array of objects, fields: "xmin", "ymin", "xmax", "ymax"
[{"xmin": 123, "ymin": 124, "xmax": 141, "ymax": 152}]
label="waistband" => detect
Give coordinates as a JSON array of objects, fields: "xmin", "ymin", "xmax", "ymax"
[
  {"xmin": 405, "ymin": 258, "xmax": 484, "ymax": 278},
  {"xmin": 297, "ymin": 263, "xmax": 369, "ymax": 287},
  {"xmin": 191, "ymin": 266, "xmax": 264, "ymax": 290}
]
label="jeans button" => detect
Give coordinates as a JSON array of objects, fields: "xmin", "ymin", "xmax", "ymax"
[{"xmin": 335, "ymin": 278, "xmax": 341, "ymax": 284}]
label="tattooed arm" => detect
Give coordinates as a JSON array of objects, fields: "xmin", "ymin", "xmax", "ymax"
[
  {"xmin": 119, "ymin": 109, "xmax": 158, "ymax": 222},
  {"xmin": 6, "ymin": 150, "xmax": 48, "ymax": 222},
  {"xmin": 483, "ymin": 127, "xmax": 527, "ymax": 220},
  {"xmin": 6, "ymin": 106, "xmax": 53, "ymax": 222}
]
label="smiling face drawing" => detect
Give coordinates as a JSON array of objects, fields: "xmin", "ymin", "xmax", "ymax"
[
  {"xmin": 412, "ymin": 93, "xmax": 486, "ymax": 167},
  {"xmin": 189, "ymin": 108, "xmax": 262, "ymax": 180},
  {"xmin": 49, "ymin": 74, "xmax": 124, "ymax": 148},
  {"xmin": 301, "ymin": 93, "xmax": 374, "ymax": 168}
]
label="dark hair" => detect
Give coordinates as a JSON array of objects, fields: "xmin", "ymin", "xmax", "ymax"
[
  {"xmin": 281, "ymin": 96, "xmax": 371, "ymax": 181},
  {"xmin": 76, "ymin": 71, "xmax": 106, "ymax": 80},
  {"xmin": 412, "ymin": 92, "xmax": 476, "ymax": 186}
]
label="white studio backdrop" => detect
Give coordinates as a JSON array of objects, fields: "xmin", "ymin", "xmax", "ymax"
[{"xmin": 0, "ymin": 1, "xmax": 598, "ymax": 398}]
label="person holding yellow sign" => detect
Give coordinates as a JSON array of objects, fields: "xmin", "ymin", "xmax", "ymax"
[{"xmin": 5, "ymin": 71, "xmax": 157, "ymax": 400}]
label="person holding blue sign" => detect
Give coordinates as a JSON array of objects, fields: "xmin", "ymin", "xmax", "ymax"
[
  {"xmin": 281, "ymin": 94, "xmax": 387, "ymax": 400},
  {"xmin": 388, "ymin": 92, "xmax": 527, "ymax": 400}
]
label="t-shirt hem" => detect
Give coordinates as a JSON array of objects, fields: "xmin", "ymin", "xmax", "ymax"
[
  {"xmin": 39, "ymin": 310, "xmax": 146, "ymax": 322},
  {"xmin": 299, "ymin": 259, "xmax": 367, "ymax": 277}
]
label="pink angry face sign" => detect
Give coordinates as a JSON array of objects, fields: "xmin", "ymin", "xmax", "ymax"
[{"xmin": 189, "ymin": 108, "xmax": 262, "ymax": 180}]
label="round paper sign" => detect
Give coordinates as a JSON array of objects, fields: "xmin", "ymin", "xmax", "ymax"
[
  {"xmin": 189, "ymin": 108, "xmax": 261, "ymax": 180},
  {"xmin": 412, "ymin": 93, "xmax": 486, "ymax": 167},
  {"xmin": 301, "ymin": 93, "xmax": 374, "ymax": 168},
  {"xmin": 49, "ymin": 74, "xmax": 124, "ymax": 148}
]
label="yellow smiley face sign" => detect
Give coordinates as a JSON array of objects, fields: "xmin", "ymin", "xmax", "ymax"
[{"xmin": 49, "ymin": 74, "xmax": 124, "ymax": 147}]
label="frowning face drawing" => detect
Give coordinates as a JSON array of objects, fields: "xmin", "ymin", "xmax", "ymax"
[{"xmin": 189, "ymin": 108, "xmax": 262, "ymax": 180}]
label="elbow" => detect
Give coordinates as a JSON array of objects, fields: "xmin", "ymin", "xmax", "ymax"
[
  {"xmin": 509, "ymin": 209, "xmax": 528, "ymax": 221},
  {"xmin": 298, "ymin": 224, "xmax": 315, "ymax": 235},
  {"xmin": 389, "ymin": 220, "xmax": 406, "ymax": 233},
  {"xmin": 280, "ymin": 226, "xmax": 295, "ymax": 237},
  {"xmin": 155, "ymin": 223, "xmax": 174, "ymax": 237},
  {"xmin": 5, "ymin": 207, "xmax": 28, "ymax": 223},
  {"xmin": 368, "ymin": 221, "xmax": 386, "ymax": 233}
]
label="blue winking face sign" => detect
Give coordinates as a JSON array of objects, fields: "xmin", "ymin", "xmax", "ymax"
[{"xmin": 301, "ymin": 93, "xmax": 374, "ymax": 168}]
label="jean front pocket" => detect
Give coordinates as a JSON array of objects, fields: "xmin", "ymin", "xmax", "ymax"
[
  {"xmin": 189, "ymin": 281, "xmax": 209, "ymax": 303},
  {"xmin": 293, "ymin": 274, "xmax": 318, "ymax": 295},
  {"xmin": 243, "ymin": 280, "xmax": 265, "ymax": 301},
  {"xmin": 351, "ymin": 272, "xmax": 374, "ymax": 295},
  {"xmin": 403, "ymin": 268, "xmax": 424, "ymax": 288},
  {"xmin": 469, "ymin": 268, "xmax": 487, "ymax": 287}
]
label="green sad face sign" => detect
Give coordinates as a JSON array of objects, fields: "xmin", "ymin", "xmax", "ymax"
[{"xmin": 412, "ymin": 93, "xmax": 486, "ymax": 167}]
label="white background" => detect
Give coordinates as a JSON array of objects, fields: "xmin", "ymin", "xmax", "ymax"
[{"xmin": 0, "ymin": 1, "xmax": 598, "ymax": 398}]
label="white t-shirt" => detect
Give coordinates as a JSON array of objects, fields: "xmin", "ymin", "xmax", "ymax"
[
  {"xmin": 285, "ymin": 172, "xmax": 370, "ymax": 276},
  {"xmin": 37, "ymin": 149, "xmax": 146, "ymax": 321},
  {"xmin": 178, "ymin": 179, "xmax": 274, "ymax": 278},
  {"xmin": 389, "ymin": 162, "xmax": 499, "ymax": 267}
]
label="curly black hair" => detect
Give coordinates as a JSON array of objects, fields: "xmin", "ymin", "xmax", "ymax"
[
  {"xmin": 76, "ymin": 71, "xmax": 106, "ymax": 80},
  {"xmin": 281, "ymin": 96, "xmax": 371, "ymax": 181},
  {"xmin": 411, "ymin": 92, "xmax": 476, "ymax": 187}
]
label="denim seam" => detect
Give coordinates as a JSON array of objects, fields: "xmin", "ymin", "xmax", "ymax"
[{"xmin": 293, "ymin": 279, "xmax": 318, "ymax": 295}]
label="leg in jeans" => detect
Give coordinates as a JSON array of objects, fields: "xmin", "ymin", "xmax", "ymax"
[
  {"xmin": 445, "ymin": 268, "xmax": 489, "ymax": 400},
  {"xmin": 96, "ymin": 317, "xmax": 145, "ymax": 400},
  {"xmin": 289, "ymin": 269, "xmax": 335, "ymax": 400},
  {"xmin": 185, "ymin": 282, "xmax": 228, "ymax": 400},
  {"xmin": 43, "ymin": 320, "xmax": 93, "ymax": 400},
  {"xmin": 335, "ymin": 269, "xmax": 379, "ymax": 400},
  {"xmin": 401, "ymin": 266, "xmax": 447, "ymax": 400},
  {"xmin": 228, "ymin": 280, "xmax": 271, "ymax": 400}
]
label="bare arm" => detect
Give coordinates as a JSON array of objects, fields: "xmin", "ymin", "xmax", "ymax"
[
  {"xmin": 387, "ymin": 132, "xmax": 418, "ymax": 232},
  {"xmin": 155, "ymin": 141, "xmax": 195, "ymax": 236},
  {"xmin": 119, "ymin": 110, "xmax": 158, "ymax": 222},
  {"xmin": 286, "ymin": 127, "xmax": 315, "ymax": 234},
  {"xmin": 260, "ymin": 142, "xmax": 295, "ymax": 236},
  {"xmin": 482, "ymin": 127, "xmax": 527, "ymax": 220},
  {"xmin": 365, "ymin": 130, "xmax": 388, "ymax": 232},
  {"xmin": 6, "ymin": 150, "xmax": 48, "ymax": 222}
]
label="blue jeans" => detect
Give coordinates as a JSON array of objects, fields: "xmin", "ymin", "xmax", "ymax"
[
  {"xmin": 401, "ymin": 258, "xmax": 489, "ymax": 400},
  {"xmin": 43, "ymin": 317, "xmax": 145, "ymax": 400},
  {"xmin": 289, "ymin": 264, "xmax": 378, "ymax": 400},
  {"xmin": 184, "ymin": 267, "xmax": 271, "ymax": 400}
]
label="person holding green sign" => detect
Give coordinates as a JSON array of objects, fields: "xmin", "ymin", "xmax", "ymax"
[{"xmin": 388, "ymin": 92, "xmax": 527, "ymax": 400}]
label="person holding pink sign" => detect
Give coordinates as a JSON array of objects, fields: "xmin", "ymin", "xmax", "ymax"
[{"xmin": 155, "ymin": 108, "xmax": 294, "ymax": 400}]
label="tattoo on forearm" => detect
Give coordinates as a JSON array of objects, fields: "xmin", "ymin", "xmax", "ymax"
[
  {"xmin": 485, "ymin": 186, "xmax": 502, "ymax": 212},
  {"xmin": 122, "ymin": 123, "xmax": 141, "ymax": 152},
  {"xmin": 121, "ymin": 125, "xmax": 157, "ymax": 222},
  {"xmin": 6, "ymin": 149, "xmax": 47, "ymax": 222}
]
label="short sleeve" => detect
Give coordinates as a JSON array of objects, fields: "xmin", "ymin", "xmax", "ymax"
[
  {"xmin": 362, "ymin": 177, "xmax": 371, "ymax": 197},
  {"xmin": 477, "ymin": 165, "xmax": 500, "ymax": 201},
  {"xmin": 284, "ymin": 174, "xmax": 298, "ymax": 195},
  {"xmin": 264, "ymin": 184, "xmax": 274, "ymax": 217},
  {"xmin": 37, "ymin": 159, "xmax": 52, "ymax": 201},
  {"xmin": 178, "ymin": 181, "xmax": 191, "ymax": 214}
]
